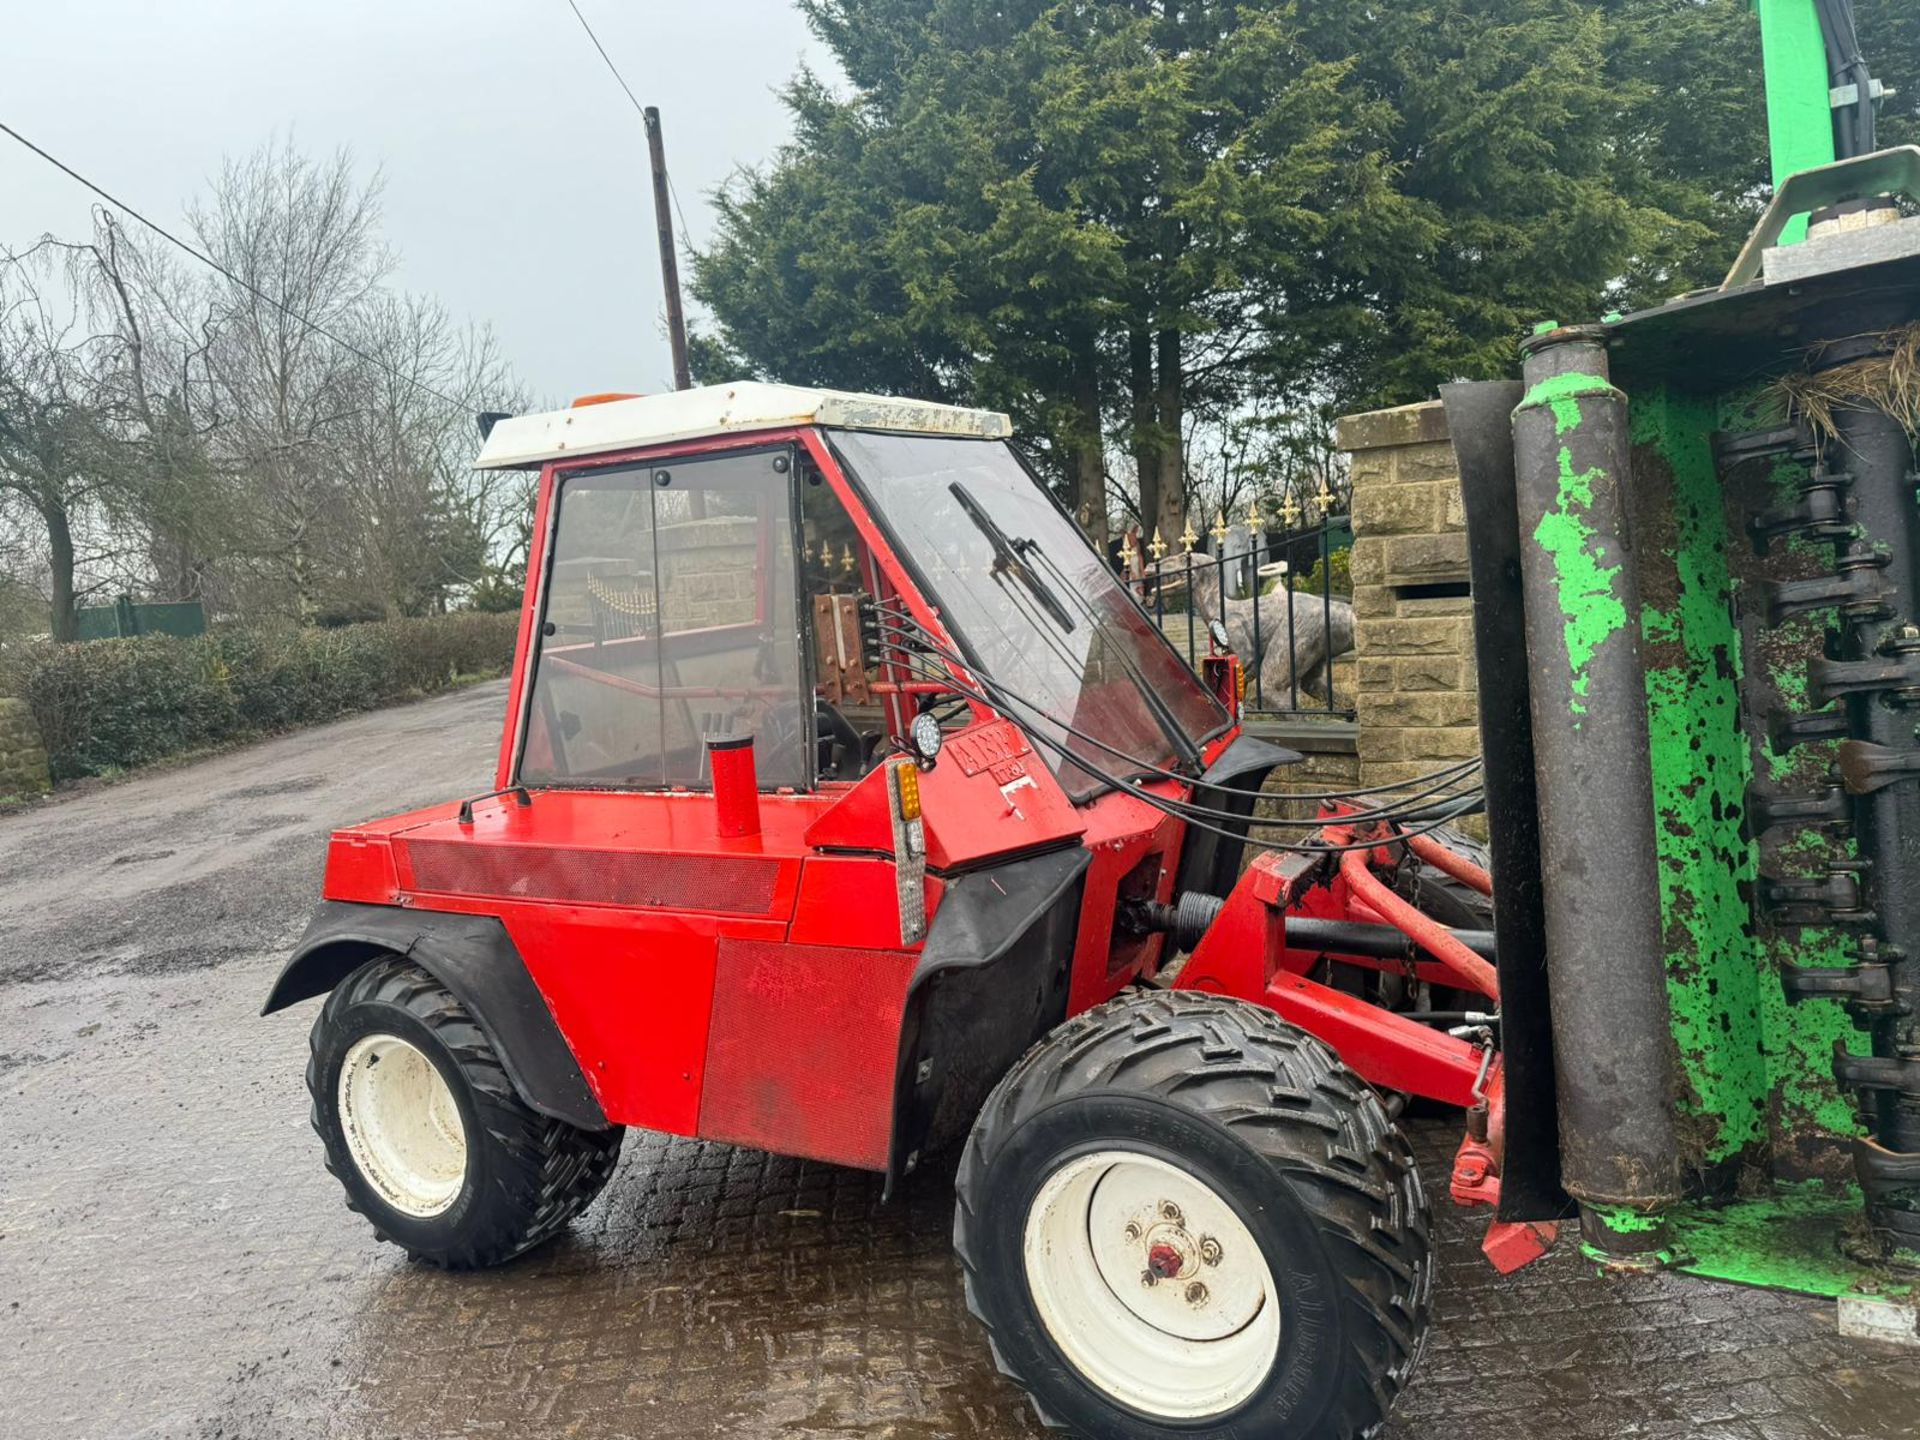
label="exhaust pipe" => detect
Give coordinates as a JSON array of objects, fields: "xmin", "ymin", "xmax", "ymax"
[{"xmin": 708, "ymin": 736, "xmax": 762, "ymax": 838}]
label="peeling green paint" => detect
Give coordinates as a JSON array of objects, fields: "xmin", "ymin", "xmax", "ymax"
[
  {"xmin": 1520, "ymin": 371, "xmax": 1633, "ymax": 716},
  {"xmin": 1669, "ymin": 1183, "xmax": 1909, "ymax": 1298},
  {"xmin": 1519, "ymin": 369, "xmax": 1616, "ymax": 436},
  {"xmin": 1635, "ymin": 390, "xmax": 1769, "ymax": 1164},
  {"xmin": 1592, "ymin": 1205, "xmax": 1665, "ymax": 1234},
  {"xmin": 1757, "ymin": 938, "xmax": 1867, "ymax": 1141},
  {"xmin": 1631, "ymin": 383, "xmax": 1869, "ymax": 1189},
  {"xmin": 1534, "ymin": 447, "xmax": 1628, "ymax": 714}
]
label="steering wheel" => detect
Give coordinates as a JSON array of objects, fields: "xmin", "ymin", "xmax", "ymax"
[
  {"xmin": 754, "ymin": 695, "xmax": 866, "ymax": 782},
  {"xmin": 814, "ymin": 696, "xmax": 865, "ymax": 780}
]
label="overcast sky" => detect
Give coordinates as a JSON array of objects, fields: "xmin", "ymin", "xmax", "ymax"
[{"xmin": 3, "ymin": 0, "xmax": 836, "ymax": 404}]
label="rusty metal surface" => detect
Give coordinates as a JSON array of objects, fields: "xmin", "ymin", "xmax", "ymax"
[
  {"xmin": 1, "ymin": 681, "xmax": 1916, "ymax": 1439},
  {"xmin": 1513, "ymin": 327, "xmax": 1684, "ymax": 1214}
]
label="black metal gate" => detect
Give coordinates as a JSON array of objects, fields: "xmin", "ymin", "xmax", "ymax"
[{"xmin": 1122, "ymin": 516, "xmax": 1353, "ymax": 720}]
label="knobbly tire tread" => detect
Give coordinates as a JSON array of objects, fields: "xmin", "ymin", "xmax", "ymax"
[
  {"xmin": 1411, "ymin": 825, "xmax": 1495, "ymax": 932},
  {"xmin": 1409, "ymin": 824, "xmax": 1495, "ymax": 1023},
  {"xmin": 954, "ymin": 989, "xmax": 1432, "ymax": 1439},
  {"xmin": 308, "ymin": 955, "xmax": 622, "ymax": 1269}
]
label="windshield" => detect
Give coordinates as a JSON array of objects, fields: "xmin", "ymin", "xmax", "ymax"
[{"xmin": 831, "ymin": 432, "xmax": 1226, "ymax": 796}]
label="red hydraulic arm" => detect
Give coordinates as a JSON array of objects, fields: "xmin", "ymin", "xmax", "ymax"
[{"xmin": 1173, "ymin": 826, "xmax": 1555, "ymax": 1275}]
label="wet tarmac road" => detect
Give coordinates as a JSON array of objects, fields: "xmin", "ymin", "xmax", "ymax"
[{"xmin": 1, "ymin": 680, "xmax": 1915, "ymax": 1439}]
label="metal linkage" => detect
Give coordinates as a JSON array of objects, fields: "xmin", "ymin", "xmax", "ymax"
[
  {"xmin": 1771, "ymin": 707, "xmax": 1853, "ymax": 752},
  {"xmin": 1747, "ymin": 462, "xmax": 1855, "ymax": 553},
  {"xmin": 1809, "ymin": 633, "xmax": 1920, "ymax": 707},
  {"xmin": 1763, "ymin": 543, "xmax": 1895, "ymax": 625},
  {"xmin": 1728, "ymin": 315, "xmax": 1920, "ymax": 1253},
  {"xmin": 1782, "ymin": 933, "xmax": 1901, "ymax": 1027},
  {"xmin": 1710, "ymin": 421, "xmax": 1818, "ymax": 471},
  {"xmin": 1747, "ymin": 780, "xmax": 1852, "ymax": 835},
  {"xmin": 1762, "ymin": 861, "xmax": 1876, "ymax": 925}
]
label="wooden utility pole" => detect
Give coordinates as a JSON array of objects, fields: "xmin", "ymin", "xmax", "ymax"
[{"xmin": 643, "ymin": 106, "xmax": 693, "ymax": 391}]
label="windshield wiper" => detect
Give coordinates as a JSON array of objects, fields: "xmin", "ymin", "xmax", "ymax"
[{"xmin": 949, "ymin": 482, "xmax": 1077, "ymax": 634}]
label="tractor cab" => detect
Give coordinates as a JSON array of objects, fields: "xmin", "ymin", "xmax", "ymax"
[{"xmin": 491, "ymin": 385, "xmax": 1234, "ymax": 812}]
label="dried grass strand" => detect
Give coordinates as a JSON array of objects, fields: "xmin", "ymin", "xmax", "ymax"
[{"xmin": 1776, "ymin": 322, "xmax": 1920, "ymax": 448}]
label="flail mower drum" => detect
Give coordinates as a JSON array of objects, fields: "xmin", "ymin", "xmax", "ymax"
[{"xmin": 1437, "ymin": 55, "xmax": 1920, "ymax": 1351}]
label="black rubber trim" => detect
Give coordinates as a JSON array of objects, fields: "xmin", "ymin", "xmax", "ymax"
[
  {"xmin": 1170, "ymin": 732, "xmax": 1299, "ymax": 899},
  {"xmin": 262, "ymin": 900, "xmax": 608, "ymax": 1131},
  {"xmin": 1441, "ymin": 379, "xmax": 1569, "ymax": 1222},
  {"xmin": 884, "ymin": 846, "xmax": 1092, "ymax": 1192}
]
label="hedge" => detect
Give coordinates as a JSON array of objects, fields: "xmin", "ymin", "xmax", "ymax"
[{"xmin": 0, "ymin": 611, "xmax": 519, "ymax": 781}]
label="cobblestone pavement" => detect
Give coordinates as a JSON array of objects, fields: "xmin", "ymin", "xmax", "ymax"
[{"xmin": 1, "ymin": 682, "xmax": 1914, "ymax": 1440}]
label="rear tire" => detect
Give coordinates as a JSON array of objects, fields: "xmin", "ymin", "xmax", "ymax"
[
  {"xmin": 1411, "ymin": 825, "xmax": 1494, "ymax": 931},
  {"xmin": 955, "ymin": 989, "xmax": 1431, "ymax": 1438},
  {"xmin": 307, "ymin": 955, "xmax": 622, "ymax": 1268},
  {"xmin": 1409, "ymin": 825, "xmax": 1495, "ymax": 1029}
]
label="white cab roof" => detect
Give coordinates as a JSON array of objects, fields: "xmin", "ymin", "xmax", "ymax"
[{"xmin": 474, "ymin": 380, "xmax": 1012, "ymax": 469}]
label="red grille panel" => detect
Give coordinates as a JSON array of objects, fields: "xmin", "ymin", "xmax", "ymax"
[
  {"xmin": 402, "ymin": 839, "xmax": 779, "ymax": 914},
  {"xmin": 699, "ymin": 939, "xmax": 915, "ymax": 1170}
]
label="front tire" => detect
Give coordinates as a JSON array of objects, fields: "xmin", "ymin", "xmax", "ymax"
[
  {"xmin": 955, "ymin": 990, "xmax": 1431, "ymax": 1438},
  {"xmin": 307, "ymin": 956, "xmax": 622, "ymax": 1268}
]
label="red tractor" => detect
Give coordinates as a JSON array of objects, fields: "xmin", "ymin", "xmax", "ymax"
[{"xmin": 266, "ymin": 383, "xmax": 1518, "ymax": 1438}]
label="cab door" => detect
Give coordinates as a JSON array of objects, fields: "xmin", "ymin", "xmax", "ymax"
[{"xmin": 436, "ymin": 443, "xmax": 816, "ymax": 1138}]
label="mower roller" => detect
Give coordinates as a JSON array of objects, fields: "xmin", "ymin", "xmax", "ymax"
[{"xmin": 263, "ymin": 4, "xmax": 1920, "ymax": 1433}]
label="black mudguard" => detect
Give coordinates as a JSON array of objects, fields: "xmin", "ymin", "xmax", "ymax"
[
  {"xmin": 1172, "ymin": 733, "xmax": 1299, "ymax": 899},
  {"xmin": 886, "ymin": 846, "xmax": 1091, "ymax": 1192},
  {"xmin": 262, "ymin": 900, "xmax": 608, "ymax": 1131}
]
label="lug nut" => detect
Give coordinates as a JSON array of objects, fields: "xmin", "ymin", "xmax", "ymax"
[
  {"xmin": 1141, "ymin": 1268, "xmax": 1158, "ymax": 1288},
  {"xmin": 1185, "ymin": 1281, "xmax": 1208, "ymax": 1304},
  {"xmin": 1199, "ymin": 1236, "xmax": 1223, "ymax": 1267},
  {"xmin": 1159, "ymin": 1201, "xmax": 1183, "ymax": 1224},
  {"xmin": 1123, "ymin": 1221, "xmax": 1142, "ymax": 1242}
]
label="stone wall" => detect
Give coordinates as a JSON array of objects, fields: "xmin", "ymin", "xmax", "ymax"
[
  {"xmin": 1336, "ymin": 400, "xmax": 1484, "ymax": 831},
  {"xmin": 0, "ymin": 698, "xmax": 52, "ymax": 798},
  {"xmin": 1253, "ymin": 722, "xmax": 1361, "ymax": 825}
]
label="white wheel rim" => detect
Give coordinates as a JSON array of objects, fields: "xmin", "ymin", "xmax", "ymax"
[
  {"xmin": 338, "ymin": 1033, "xmax": 468, "ymax": 1218},
  {"xmin": 1022, "ymin": 1150, "xmax": 1280, "ymax": 1419}
]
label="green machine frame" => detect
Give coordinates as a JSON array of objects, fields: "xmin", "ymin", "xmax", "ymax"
[{"xmin": 1449, "ymin": 1, "xmax": 1920, "ymax": 1330}]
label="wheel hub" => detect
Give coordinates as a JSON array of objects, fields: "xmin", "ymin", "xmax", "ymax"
[
  {"xmin": 337, "ymin": 1032, "xmax": 468, "ymax": 1219},
  {"xmin": 1023, "ymin": 1149, "xmax": 1280, "ymax": 1419},
  {"xmin": 1090, "ymin": 1173, "xmax": 1262, "ymax": 1342},
  {"xmin": 1145, "ymin": 1238, "xmax": 1188, "ymax": 1280}
]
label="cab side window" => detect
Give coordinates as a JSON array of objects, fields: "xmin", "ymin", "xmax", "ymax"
[{"xmin": 521, "ymin": 448, "xmax": 807, "ymax": 790}]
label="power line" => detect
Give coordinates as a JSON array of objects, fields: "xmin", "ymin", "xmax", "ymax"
[
  {"xmin": 666, "ymin": 173, "xmax": 696, "ymax": 253},
  {"xmin": 564, "ymin": 0, "xmax": 648, "ymax": 119},
  {"xmin": 0, "ymin": 118, "xmax": 471, "ymax": 414},
  {"xmin": 562, "ymin": 0, "xmax": 696, "ymax": 247}
]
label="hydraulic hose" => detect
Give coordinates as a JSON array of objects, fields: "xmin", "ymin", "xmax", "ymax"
[
  {"xmin": 886, "ymin": 652, "xmax": 1487, "ymax": 854},
  {"xmin": 1406, "ymin": 830, "xmax": 1494, "ymax": 898},
  {"xmin": 869, "ymin": 600, "xmax": 1483, "ymax": 802},
  {"xmin": 871, "ymin": 621, "xmax": 1484, "ymax": 824},
  {"xmin": 1339, "ymin": 848, "xmax": 1500, "ymax": 1000}
]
